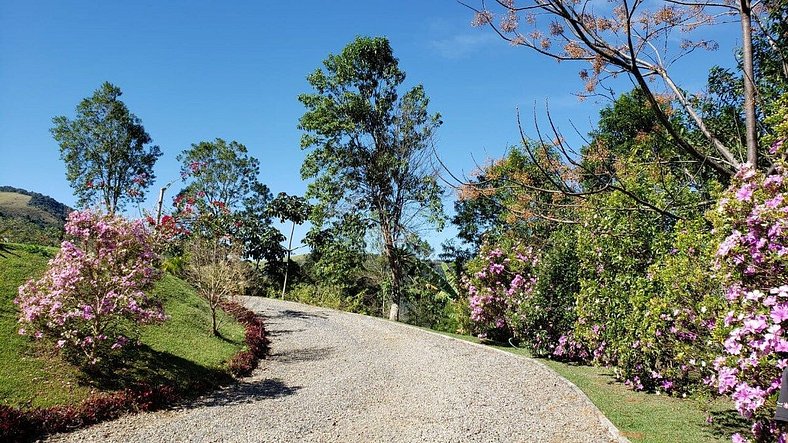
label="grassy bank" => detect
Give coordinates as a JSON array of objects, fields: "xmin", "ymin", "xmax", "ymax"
[
  {"xmin": 0, "ymin": 243, "xmax": 245, "ymax": 408},
  {"xmin": 433, "ymin": 330, "xmax": 749, "ymax": 443}
]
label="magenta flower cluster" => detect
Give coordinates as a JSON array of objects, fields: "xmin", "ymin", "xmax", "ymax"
[
  {"xmin": 15, "ymin": 210, "xmax": 166, "ymax": 363},
  {"xmin": 465, "ymin": 244, "xmax": 539, "ymax": 341},
  {"xmin": 712, "ymin": 141, "xmax": 788, "ymax": 442}
]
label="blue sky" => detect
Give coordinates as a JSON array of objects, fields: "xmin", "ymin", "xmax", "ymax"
[{"xmin": 0, "ymin": 1, "xmax": 741, "ymax": 253}]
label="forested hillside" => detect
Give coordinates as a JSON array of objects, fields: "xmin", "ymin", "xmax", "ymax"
[{"xmin": 0, "ymin": 186, "xmax": 71, "ymax": 246}]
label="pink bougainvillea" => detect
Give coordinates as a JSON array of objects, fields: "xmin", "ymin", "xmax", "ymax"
[
  {"xmin": 15, "ymin": 210, "xmax": 166, "ymax": 364},
  {"xmin": 711, "ymin": 138, "xmax": 788, "ymax": 442},
  {"xmin": 464, "ymin": 242, "xmax": 539, "ymax": 342}
]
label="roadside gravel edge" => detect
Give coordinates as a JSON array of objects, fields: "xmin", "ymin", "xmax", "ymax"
[{"xmin": 397, "ymin": 322, "xmax": 631, "ymax": 443}]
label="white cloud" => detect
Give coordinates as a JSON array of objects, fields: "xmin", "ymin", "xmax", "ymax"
[{"xmin": 429, "ymin": 32, "xmax": 499, "ymax": 60}]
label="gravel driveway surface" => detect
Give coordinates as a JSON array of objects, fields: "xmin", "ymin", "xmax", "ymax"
[{"xmin": 50, "ymin": 297, "xmax": 627, "ymax": 443}]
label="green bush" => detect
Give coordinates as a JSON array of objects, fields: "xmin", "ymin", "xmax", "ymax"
[
  {"xmin": 524, "ymin": 226, "xmax": 580, "ymax": 357},
  {"xmin": 573, "ymin": 192, "xmax": 669, "ymax": 367},
  {"xmin": 286, "ymin": 283, "xmax": 344, "ymax": 310},
  {"xmin": 618, "ymin": 219, "xmax": 723, "ymax": 395}
]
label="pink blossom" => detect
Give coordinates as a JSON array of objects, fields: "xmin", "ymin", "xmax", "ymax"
[
  {"xmin": 731, "ymin": 433, "xmax": 748, "ymax": 443},
  {"xmin": 736, "ymin": 184, "xmax": 755, "ymax": 202},
  {"xmin": 15, "ymin": 210, "xmax": 166, "ymax": 363},
  {"xmin": 732, "ymin": 382, "xmax": 767, "ymax": 416},
  {"xmin": 742, "ymin": 316, "xmax": 768, "ymax": 334},
  {"xmin": 770, "ymin": 139, "xmax": 784, "ymax": 155},
  {"xmin": 725, "ymin": 336, "xmax": 743, "ymax": 355},
  {"xmin": 765, "ymin": 194, "xmax": 784, "ymax": 209},
  {"xmin": 764, "ymin": 174, "xmax": 784, "ymax": 189},
  {"xmin": 717, "ymin": 366, "xmax": 738, "ymax": 393},
  {"xmin": 775, "ymin": 339, "xmax": 788, "ymax": 353},
  {"xmin": 718, "ymin": 231, "xmax": 742, "ymax": 258},
  {"xmin": 771, "ymin": 304, "xmax": 788, "ymax": 324}
]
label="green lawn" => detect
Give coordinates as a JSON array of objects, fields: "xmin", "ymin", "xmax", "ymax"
[
  {"xmin": 0, "ymin": 243, "xmax": 245, "ymax": 408},
  {"xmin": 432, "ymin": 330, "xmax": 749, "ymax": 443}
]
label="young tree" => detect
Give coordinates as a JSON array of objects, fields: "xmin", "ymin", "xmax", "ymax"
[
  {"xmin": 299, "ymin": 36, "xmax": 445, "ymax": 321},
  {"xmin": 234, "ymin": 183, "xmax": 286, "ymax": 272},
  {"xmin": 176, "ymin": 139, "xmax": 287, "ymax": 291},
  {"xmin": 176, "ymin": 138, "xmax": 281, "ymax": 242},
  {"xmin": 51, "ymin": 82, "xmax": 161, "ymax": 214},
  {"xmin": 267, "ymin": 192, "xmax": 312, "ymax": 297},
  {"xmin": 183, "ymin": 237, "xmax": 247, "ymax": 336}
]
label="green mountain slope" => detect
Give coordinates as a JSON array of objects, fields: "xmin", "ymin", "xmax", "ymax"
[{"xmin": 0, "ymin": 186, "xmax": 72, "ymax": 246}]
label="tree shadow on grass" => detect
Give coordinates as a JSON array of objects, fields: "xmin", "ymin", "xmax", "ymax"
[{"xmin": 79, "ymin": 344, "xmax": 233, "ymax": 395}]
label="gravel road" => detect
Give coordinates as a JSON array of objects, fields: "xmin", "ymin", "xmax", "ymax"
[{"xmin": 50, "ymin": 297, "xmax": 627, "ymax": 443}]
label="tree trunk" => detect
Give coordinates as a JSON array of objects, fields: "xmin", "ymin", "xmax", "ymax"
[
  {"xmin": 156, "ymin": 186, "xmax": 166, "ymax": 223},
  {"xmin": 740, "ymin": 0, "xmax": 758, "ymax": 166},
  {"xmin": 388, "ymin": 301, "xmax": 400, "ymax": 322},
  {"xmin": 382, "ymin": 237, "xmax": 403, "ymax": 321},
  {"xmin": 281, "ymin": 221, "xmax": 295, "ymax": 299},
  {"xmin": 211, "ymin": 305, "xmax": 219, "ymax": 336}
]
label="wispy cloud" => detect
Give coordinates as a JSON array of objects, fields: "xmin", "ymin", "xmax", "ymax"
[{"xmin": 429, "ymin": 32, "xmax": 499, "ymax": 60}]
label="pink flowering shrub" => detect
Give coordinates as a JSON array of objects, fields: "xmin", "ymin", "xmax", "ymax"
[
  {"xmin": 15, "ymin": 210, "xmax": 166, "ymax": 365},
  {"xmin": 710, "ymin": 138, "xmax": 788, "ymax": 441},
  {"xmin": 464, "ymin": 239, "xmax": 538, "ymax": 342}
]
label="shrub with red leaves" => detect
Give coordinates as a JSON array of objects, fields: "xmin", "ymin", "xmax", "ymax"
[
  {"xmin": 0, "ymin": 405, "xmax": 28, "ymax": 442},
  {"xmin": 0, "ymin": 384, "xmax": 180, "ymax": 442},
  {"xmin": 125, "ymin": 384, "xmax": 178, "ymax": 412},
  {"xmin": 219, "ymin": 299, "xmax": 270, "ymax": 376},
  {"xmin": 228, "ymin": 350, "xmax": 257, "ymax": 377}
]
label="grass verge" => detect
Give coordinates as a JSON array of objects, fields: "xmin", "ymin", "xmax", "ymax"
[
  {"xmin": 0, "ymin": 243, "xmax": 245, "ymax": 409},
  {"xmin": 432, "ymin": 330, "xmax": 749, "ymax": 443}
]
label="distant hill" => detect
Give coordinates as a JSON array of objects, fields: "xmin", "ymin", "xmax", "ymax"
[{"xmin": 0, "ymin": 186, "xmax": 72, "ymax": 246}]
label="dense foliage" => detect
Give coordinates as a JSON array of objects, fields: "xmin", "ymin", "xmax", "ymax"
[
  {"xmin": 449, "ymin": 82, "xmax": 787, "ymax": 441},
  {"xmin": 51, "ymin": 82, "xmax": 161, "ymax": 214},
  {"xmin": 299, "ymin": 36, "xmax": 444, "ymax": 320},
  {"xmin": 709, "ymin": 129, "xmax": 788, "ymax": 442}
]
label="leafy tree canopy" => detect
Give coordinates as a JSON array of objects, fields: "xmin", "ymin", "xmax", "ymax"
[
  {"xmin": 298, "ymin": 36, "xmax": 445, "ymax": 319},
  {"xmin": 51, "ymin": 82, "xmax": 161, "ymax": 214}
]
